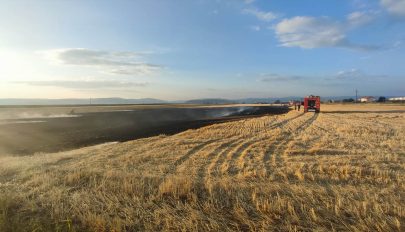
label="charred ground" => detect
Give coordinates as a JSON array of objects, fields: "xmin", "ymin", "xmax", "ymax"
[{"xmin": 0, "ymin": 105, "xmax": 288, "ymax": 155}]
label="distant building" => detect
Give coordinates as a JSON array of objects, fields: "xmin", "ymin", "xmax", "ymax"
[
  {"xmin": 359, "ymin": 96, "xmax": 376, "ymax": 102},
  {"xmin": 388, "ymin": 97, "xmax": 405, "ymax": 101},
  {"xmin": 361, "ymin": 96, "xmax": 376, "ymax": 102}
]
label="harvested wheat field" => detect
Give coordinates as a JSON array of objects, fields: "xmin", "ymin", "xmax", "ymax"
[{"xmin": 0, "ymin": 104, "xmax": 404, "ymax": 231}]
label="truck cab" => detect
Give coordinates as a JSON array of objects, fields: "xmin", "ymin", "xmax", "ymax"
[{"xmin": 304, "ymin": 95, "xmax": 320, "ymax": 113}]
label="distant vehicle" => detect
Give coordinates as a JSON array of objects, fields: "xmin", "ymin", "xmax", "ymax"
[{"xmin": 304, "ymin": 95, "xmax": 320, "ymax": 113}]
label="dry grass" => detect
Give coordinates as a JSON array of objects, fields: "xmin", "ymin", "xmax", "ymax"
[
  {"xmin": 321, "ymin": 102, "xmax": 405, "ymax": 112},
  {"xmin": 0, "ymin": 104, "xmax": 404, "ymax": 231}
]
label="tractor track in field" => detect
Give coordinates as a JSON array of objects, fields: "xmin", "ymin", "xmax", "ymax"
[
  {"xmin": 208, "ymin": 138, "xmax": 246, "ymax": 177},
  {"xmin": 157, "ymin": 139, "xmax": 219, "ymax": 187},
  {"xmin": 193, "ymin": 138, "xmax": 242, "ymax": 194},
  {"xmin": 158, "ymin": 133, "xmax": 242, "ymax": 188},
  {"xmin": 267, "ymin": 113, "xmax": 305, "ymax": 130},
  {"xmin": 264, "ymin": 113, "xmax": 319, "ymax": 173},
  {"xmin": 227, "ymin": 134, "xmax": 280, "ymax": 175},
  {"xmin": 170, "ymin": 113, "xmax": 300, "ymax": 176},
  {"xmin": 159, "ymin": 112, "xmax": 315, "ymax": 187},
  {"xmin": 226, "ymin": 139, "xmax": 266, "ymax": 175},
  {"xmin": 258, "ymin": 113, "xmax": 308, "ymax": 169},
  {"xmin": 171, "ymin": 140, "xmax": 218, "ymax": 170},
  {"xmin": 221, "ymin": 113, "xmax": 307, "ymax": 176},
  {"xmin": 235, "ymin": 139, "xmax": 266, "ymax": 174}
]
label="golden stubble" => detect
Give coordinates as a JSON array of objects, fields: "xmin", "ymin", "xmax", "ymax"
[{"xmin": 0, "ymin": 104, "xmax": 404, "ymax": 231}]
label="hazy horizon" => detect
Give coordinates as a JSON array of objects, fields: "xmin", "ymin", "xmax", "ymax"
[
  {"xmin": 1, "ymin": 0, "xmax": 405, "ymax": 100},
  {"xmin": 0, "ymin": 95, "xmax": 398, "ymax": 106}
]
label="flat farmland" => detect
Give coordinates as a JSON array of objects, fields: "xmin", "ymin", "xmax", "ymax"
[{"xmin": 0, "ymin": 104, "xmax": 404, "ymax": 231}]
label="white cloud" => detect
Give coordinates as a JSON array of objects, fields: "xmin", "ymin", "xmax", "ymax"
[
  {"xmin": 243, "ymin": 8, "xmax": 278, "ymax": 22},
  {"xmin": 335, "ymin": 68, "xmax": 363, "ymax": 79},
  {"xmin": 347, "ymin": 11, "xmax": 376, "ymax": 28},
  {"xmin": 274, "ymin": 16, "xmax": 346, "ymax": 49},
  {"xmin": 258, "ymin": 73, "xmax": 303, "ymax": 82},
  {"xmin": 250, "ymin": 25, "xmax": 261, "ymax": 31},
  {"xmin": 274, "ymin": 16, "xmax": 380, "ymax": 50},
  {"xmin": 381, "ymin": 0, "xmax": 405, "ymax": 17},
  {"xmin": 257, "ymin": 69, "xmax": 388, "ymax": 86},
  {"xmin": 42, "ymin": 48, "xmax": 163, "ymax": 76},
  {"xmin": 329, "ymin": 68, "xmax": 387, "ymax": 80}
]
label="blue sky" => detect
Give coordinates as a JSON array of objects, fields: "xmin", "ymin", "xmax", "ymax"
[{"xmin": 0, "ymin": 0, "xmax": 404, "ymax": 100}]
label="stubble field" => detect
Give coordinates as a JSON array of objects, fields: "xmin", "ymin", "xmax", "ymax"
[{"xmin": 0, "ymin": 104, "xmax": 404, "ymax": 231}]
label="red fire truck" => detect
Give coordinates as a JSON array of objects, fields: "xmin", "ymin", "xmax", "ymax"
[{"xmin": 304, "ymin": 95, "xmax": 320, "ymax": 113}]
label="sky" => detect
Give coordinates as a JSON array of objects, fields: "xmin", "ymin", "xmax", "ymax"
[{"xmin": 0, "ymin": 0, "xmax": 404, "ymax": 100}]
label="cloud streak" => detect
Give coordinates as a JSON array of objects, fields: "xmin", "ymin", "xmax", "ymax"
[
  {"xmin": 257, "ymin": 69, "xmax": 388, "ymax": 83},
  {"xmin": 347, "ymin": 11, "xmax": 376, "ymax": 28},
  {"xmin": 326, "ymin": 68, "xmax": 388, "ymax": 81},
  {"xmin": 381, "ymin": 0, "xmax": 405, "ymax": 17},
  {"xmin": 334, "ymin": 69, "xmax": 364, "ymax": 80},
  {"xmin": 243, "ymin": 8, "xmax": 278, "ymax": 22},
  {"xmin": 43, "ymin": 48, "xmax": 163, "ymax": 76},
  {"xmin": 273, "ymin": 15, "xmax": 380, "ymax": 50},
  {"xmin": 13, "ymin": 80, "xmax": 148, "ymax": 89},
  {"xmin": 274, "ymin": 16, "xmax": 345, "ymax": 49},
  {"xmin": 258, "ymin": 73, "xmax": 303, "ymax": 82}
]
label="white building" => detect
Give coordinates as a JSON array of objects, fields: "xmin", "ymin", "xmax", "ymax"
[
  {"xmin": 359, "ymin": 96, "xmax": 376, "ymax": 102},
  {"xmin": 388, "ymin": 97, "xmax": 405, "ymax": 101}
]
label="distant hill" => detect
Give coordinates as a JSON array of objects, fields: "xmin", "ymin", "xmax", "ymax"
[
  {"xmin": 185, "ymin": 97, "xmax": 305, "ymax": 104},
  {"xmin": 185, "ymin": 98, "xmax": 237, "ymax": 104},
  {"xmin": 0, "ymin": 98, "xmax": 167, "ymax": 105},
  {"xmin": 91, "ymin": 98, "xmax": 167, "ymax": 105},
  {"xmin": 235, "ymin": 97, "xmax": 300, "ymax": 104},
  {"xmin": 0, "ymin": 96, "xmax": 394, "ymax": 105},
  {"xmin": 183, "ymin": 96, "xmax": 395, "ymax": 104},
  {"xmin": 185, "ymin": 97, "xmax": 303, "ymax": 104}
]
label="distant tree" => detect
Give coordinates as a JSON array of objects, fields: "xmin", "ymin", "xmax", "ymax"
[
  {"xmin": 377, "ymin": 96, "xmax": 386, "ymax": 102},
  {"xmin": 274, "ymin": 100, "xmax": 281, "ymax": 104},
  {"xmin": 342, "ymin": 98, "xmax": 354, "ymax": 103}
]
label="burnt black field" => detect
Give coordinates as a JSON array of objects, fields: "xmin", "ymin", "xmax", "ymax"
[{"xmin": 0, "ymin": 105, "xmax": 289, "ymax": 155}]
